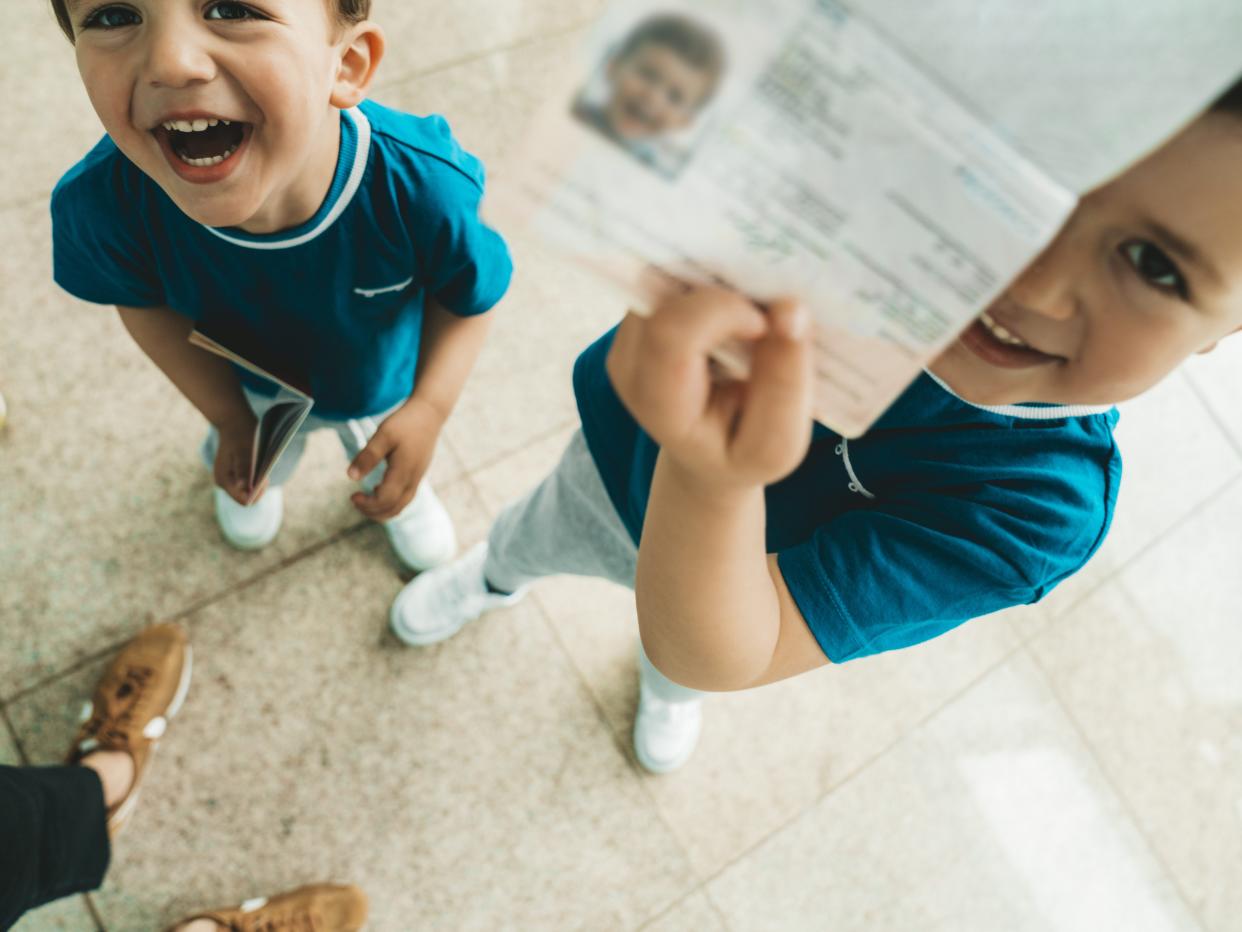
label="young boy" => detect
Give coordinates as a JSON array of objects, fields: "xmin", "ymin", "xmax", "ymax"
[
  {"xmin": 572, "ymin": 13, "xmax": 726, "ymax": 175},
  {"xmin": 393, "ymin": 80, "xmax": 1242, "ymax": 773},
  {"xmin": 49, "ymin": 0, "xmax": 512, "ymax": 569}
]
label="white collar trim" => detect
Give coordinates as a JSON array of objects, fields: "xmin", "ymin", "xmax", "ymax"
[
  {"xmin": 202, "ymin": 106, "xmax": 371, "ymax": 251},
  {"xmin": 923, "ymin": 370, "xmax": 1114, "ymax": 420}
]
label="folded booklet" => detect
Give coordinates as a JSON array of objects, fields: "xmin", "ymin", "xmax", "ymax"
[
  {"xmin": 188, "ymin": 328, "xmax": 312, "ymax": 500},
  {"xmin": 487, "ymin": 0, "xmax": 1238, "ymax": 437}
]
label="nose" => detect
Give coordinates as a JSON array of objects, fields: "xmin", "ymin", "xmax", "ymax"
[
  {"xmin": 1006, "ymin": 236, "xmax": 1079, "ymax": 322},
  {"xmin": 144, "ymin": 17, "xmax": 215, "ymax": 89}
]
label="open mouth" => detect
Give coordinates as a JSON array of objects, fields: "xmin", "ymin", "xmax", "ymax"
[
  {"xmin": 960, "ymin": 311, "xmax": 1063, "ymax": 369},
  {"xmin": 156, "ymin": 117, "xmax": 249, "ymax": 168},
  {"xmin": 978, "ymin": 311, "xmax": 1030, "ymax": 348}
]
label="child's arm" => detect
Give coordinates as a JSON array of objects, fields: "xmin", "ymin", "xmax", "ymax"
[
  {"xmin": 607, "ymin": 289, "xmax": 829, "ymax": 692},
  {"xmin": 117, "ymin": 304, "xmax": 257, "ymax": 503},
  {"xmin": 347, "ymin": 299, "xmax": 493, "ymax": 520}
]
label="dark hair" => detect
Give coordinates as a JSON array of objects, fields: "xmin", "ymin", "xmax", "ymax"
[
  {"xmin": 1210, "ymin": 74, "xmax": 1242, "ymax": 117},
  {"xmin": 616, "ymin": 13, "xmax": 727, "ymax": 100},
  {"xmin": 48, "ymin": 0, "xmax": 371, "ymax": 41}
]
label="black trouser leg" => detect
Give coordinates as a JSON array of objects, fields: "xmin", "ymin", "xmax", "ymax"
[{"xmin": 0, "ymin": 765, "xmax": 111, "ymax": 931}]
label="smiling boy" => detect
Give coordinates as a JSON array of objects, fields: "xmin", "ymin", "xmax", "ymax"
[
  {"xmin": 572, "ymin": 13, "xmax": 726, "ymax": 175},
  {"xmin": 49, "ymin": 0, "xmax": 512, "ymax": 566},
  {"xmin": 394, "ymin": 80, "xmax": 1242, "ymax": 773}
]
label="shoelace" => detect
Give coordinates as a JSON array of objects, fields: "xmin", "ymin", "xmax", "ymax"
[{"xmin": 77, "ymin": 665, "xmax": 156, "ymax": 755}]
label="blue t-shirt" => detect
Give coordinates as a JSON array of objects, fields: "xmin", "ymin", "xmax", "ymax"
[
  {"xmin": 51, "ymin": 100, "xmax": 513, "ymax": 419},
  {"xmin": 574, "ymin": 328, "xmax": 1122, "ymax": 663}
]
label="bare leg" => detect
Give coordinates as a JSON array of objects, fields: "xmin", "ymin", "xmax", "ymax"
[{"xmin": 77, "ymin": 751, "xmax": 133, "ymax": 809}]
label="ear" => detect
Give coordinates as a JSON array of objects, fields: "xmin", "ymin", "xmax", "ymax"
[
  {"xmin": 1196, "ymin": 324, "xmax": 1242, "ymax": 355},
  {"xmin": 330, "ymin": 22, "xmax": 385, "ymax": 110}
]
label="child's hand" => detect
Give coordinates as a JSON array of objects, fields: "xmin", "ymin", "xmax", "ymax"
[
  {"xmin": 347, "ymin": 398, "xmax": 443, "ymax": 521},
  {"xmin": 213, "ymin": 415, "xmax": 261, "ymax": 505},
  {"xmin": 607, "ymin": 287, "xmax": 814, "ymax": 492}
]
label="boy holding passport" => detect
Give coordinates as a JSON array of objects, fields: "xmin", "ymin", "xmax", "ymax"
[
  {"xmin": 49, "ymin": 0, "xmax": 511, "ymax": 568},
  {"xmin": 395, "ymin": 81, "xmax": 1242, "ymax": 773}
]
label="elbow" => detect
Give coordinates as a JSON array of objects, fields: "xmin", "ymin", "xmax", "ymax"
[{"xmin": 640, "ymin": 635, "xmax": 771, "ymax": 693}]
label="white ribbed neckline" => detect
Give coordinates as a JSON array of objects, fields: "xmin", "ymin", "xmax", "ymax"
[
  {"xmin": 201, "ymin": 107, "xmax": 371, "ymax": 250},
  {"xmin": 923, "ymin": 370, "xmax": 1114, "ymax": 420}
]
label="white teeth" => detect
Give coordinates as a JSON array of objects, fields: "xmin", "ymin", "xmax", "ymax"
[
  {"xmin": 162, "ymin": 118, "xmax": 232, "ymax": 133},
  {"xmin": 175, "ymin": 143, "xmax": 239, "ymax": 168},
  {"xmin": 980, "ymin": 311, "xmax": 1029, "ymax": 347}
]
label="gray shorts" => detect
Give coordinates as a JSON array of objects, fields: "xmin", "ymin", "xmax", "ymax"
[{"xmin": 483, "ymin": 430, "xmax": 702, "ymax": 703}]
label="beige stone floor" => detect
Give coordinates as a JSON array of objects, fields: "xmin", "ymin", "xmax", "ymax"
[{"xmin": 3, "ymin": 3, "xmax": 1241, "ymax": 930}]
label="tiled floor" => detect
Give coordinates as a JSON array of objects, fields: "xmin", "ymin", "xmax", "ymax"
[{"xmin": 3, "ymin": 4, "xmax": 1240, "ymax": 930}]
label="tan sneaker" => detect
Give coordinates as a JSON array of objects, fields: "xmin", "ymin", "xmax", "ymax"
[
  {"xmin": 170, "ymin": 884, "xmax": 369, "ymax": 931},
  {"xmin": 67, "ymin": 622, "xmax": 192, "ymax": 836}
]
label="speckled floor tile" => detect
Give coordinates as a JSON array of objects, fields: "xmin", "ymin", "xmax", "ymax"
[
  {"xmin": 0, "ymin": 197, "xmax": 464, "ymax": 698},
  {"xmin": 372, "ymin": 0, "xmax": 603, "ymax": 88},
  {"xmin": 705, "ymin": 654, "xmax": 1199, "ymax": 932},
  {"xmin": 641, "ymin": 890, "xmax": 726, "ymax": 932},
  {"xmin": 374, "ymin": 28, "xmax": 587, "ymax": 173},
  {"xmin": 7, "ymin": 480, "xmax": 698, "ymax": 931},
  {"xmin": 1029, "ymin": 482, "xmax": 1242, "ymax": 932},
  {"xmin": 0, "ymin": 9, "xmax": 100, "ymax": 212},
  {"xmin": 10, "ymin": 897, "xmax": 98, "ymax": 932},
  {"xmin": 1, "ymin": 716, "xmax": 20, "ymax": 765}
]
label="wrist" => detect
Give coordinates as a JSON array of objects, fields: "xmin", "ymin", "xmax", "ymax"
[
  {"xmin": 403, "ymin": 393, "xmax": 450, "ymax": 430},
  {"xmin": 657, "ymin": 454, "xmax": 760, "ymax": 510}
]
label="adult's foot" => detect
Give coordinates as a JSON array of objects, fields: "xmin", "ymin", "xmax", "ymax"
[
  {"xmin": 168, "ymin": 884, "xmax": 368, "ymax": 932},
  {"xmin": 67, "ymin": 623, "xmax": 192, "ymax": 835}
]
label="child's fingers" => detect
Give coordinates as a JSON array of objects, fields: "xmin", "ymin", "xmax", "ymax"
[
  {"xmin": 351, "ymin": 469, "xmax": 416, "ymax": 521},
  {"xmin": 245, "ymin": 477, "xmax": 270, "ymax": 507},
  {"xmin": 645, "ymin": 287, "xmax": 768, "ymax": 359},
  {"xmin": 731, "ymin": 298, "xmax": 813, "ymax": 479},
  {"xmin": 617, "ymin": 289, "xmax": 769, "ymax": 438},
  {"xmin": 215, "ymin": 451, "xmax": 251, "ymax": 505},
  {"xmin": 347, "ymin": 432, "xmax": 393, "ymax": 482}
]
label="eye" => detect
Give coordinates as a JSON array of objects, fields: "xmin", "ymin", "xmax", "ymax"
[
  {"xmin": 1121, "ymin": 240, "xmax": 1189, "ymax": 300},
  {"xmin": 205, "ymin": 1, "xmax": 263, "ymax": 21},
  {"xmin": 81, "ymin": 4, "xmax": 141, "ymax": 29}
]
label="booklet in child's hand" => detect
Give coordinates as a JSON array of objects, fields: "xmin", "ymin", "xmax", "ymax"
[
  {"xmin": 486, "ymin": 0, "xmax": 1237, "ymax": 437},
  {"xmin": 188, "ymin": 328, "xmax": 312, "ymax": 501}
]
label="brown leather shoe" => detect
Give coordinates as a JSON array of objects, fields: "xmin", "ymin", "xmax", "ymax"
[
  {"xmin": 67, "ymin": 622, "xmax": 192, "ymax": 835},
  {"xmin": 170, "ymin": 884, "xmax": 369, "ymax": 931}
]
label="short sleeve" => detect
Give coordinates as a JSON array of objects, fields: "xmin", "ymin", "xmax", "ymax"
[
  {"xmin": 414, "ymin": 163, "xmax": 513, "ymax": 317},
  {"xmin": 777, "ymin": 480, "xmax": 1111, "ymax": 663},
  {"xmin": 50, "ymin": 148, "xmax": 164, "ymax": 308}
]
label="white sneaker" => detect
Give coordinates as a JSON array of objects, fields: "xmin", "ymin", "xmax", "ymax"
[
  {"xmin": 214, "ymin": 487, "xmax": 283, "ymax": 550},
  {"xmin": 384, "ymin": 481, "xmax": 457, "ymax": 572},
  {"xmin": 633, "ymin": 684, "xmax": 703, "ymax": 774},
  {"xmin": 390, "ymin": 542, "xmax": 526, "ymax": 647}
]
